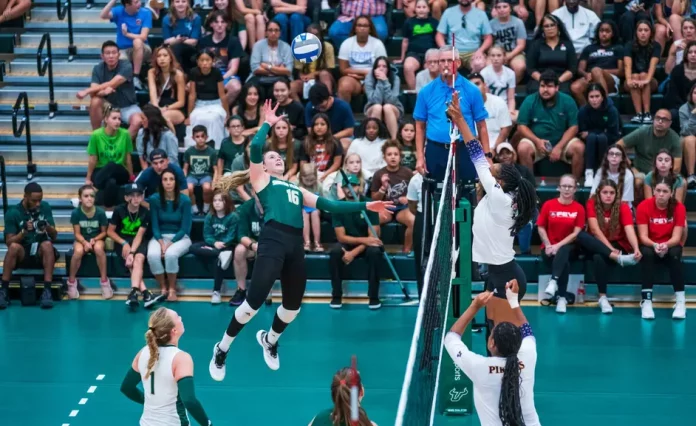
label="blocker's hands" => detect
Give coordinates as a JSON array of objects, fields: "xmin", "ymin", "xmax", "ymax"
[{"xmin": 472, "ymin": 291, "xmax": 494, "ymax": 310}]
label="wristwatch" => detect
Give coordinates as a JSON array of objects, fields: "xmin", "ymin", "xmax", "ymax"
[{"xmin": 485, "ymin": 152, "xmax": 493, "ymax": 159}]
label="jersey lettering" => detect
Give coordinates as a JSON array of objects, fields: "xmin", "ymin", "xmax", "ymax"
[
  {"xmin": 150, "ymin": 371, "xmax": 155, "ymax": 395},
  {"xmin": 549, "ymin": 211, "xmax": 578, "ymax": 219},
  {"xmin": 651, "ymin": 217, "xmax": 674, "ymax": 224},
  {"xmin": 488, "ymin": 361, "xmax": 525, "ymax": 374},
  {"xmin": 286, "ymin": 189, "xmax": 300, "ymax": 205}
]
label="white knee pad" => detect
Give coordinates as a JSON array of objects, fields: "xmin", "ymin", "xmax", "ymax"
[
  {"xmin": 234, "ymin": 300, "xmax": 259, "ymax": 325},
  {"xmin": 277, "ymin": 306, "xmax": 300, "ymax": 324}
]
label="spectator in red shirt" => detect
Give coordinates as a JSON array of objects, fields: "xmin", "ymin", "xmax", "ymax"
[
  {"xmin": 537, "ymin": 174, "xmax": 585, "ymax": 313},
  {"xmin": 636, "ymin": 175, "xmax": 687, "ymax": 320},
  {"xmin": 586, "ymin": 180, "xmax": 642, "ymax": 314}
]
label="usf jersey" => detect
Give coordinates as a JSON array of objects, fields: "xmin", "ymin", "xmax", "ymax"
[
  {"xmin": 256, "ymin": 176, "xmax": 304, "ymax": 229},
  {"xmin": 137, "ymin": 345, "xmax": 190, "ymax": 426}
]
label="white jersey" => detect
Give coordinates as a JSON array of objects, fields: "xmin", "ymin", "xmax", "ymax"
[
  {"xmin": 444, "ymin": 332, "xmax": 540, "ymax": 426},
  {"xmin": 137, "ymin": 345, "xmax": 190, "ymax": 426}
]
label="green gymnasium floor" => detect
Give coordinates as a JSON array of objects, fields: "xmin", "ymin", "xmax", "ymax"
[{"xmin": 0, "ymin": 301, "xmax": 694, "ymax": 426}]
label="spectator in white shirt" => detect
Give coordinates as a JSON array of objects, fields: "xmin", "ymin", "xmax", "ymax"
[
  {"xmin": 415, "ymin": 48, "xmax": 440, "ymax": 91},
  {"xmin": 480, "ymin": 45, "xmax": 518, "ymax": 122},
  {"xmin": 468, "ymin": 73, "xmax": 513, "ymax": 149},
  {"xmin": 551, "ymin": 0, "xmax": 600, "ymax": 54},
  {"xmin": 346, "ymin": 118, "xmax": 389, "ymax": 178}
]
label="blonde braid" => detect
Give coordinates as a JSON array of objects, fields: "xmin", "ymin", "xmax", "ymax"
[
  {"xmin": 215, "ymin": 170, "xmax": 251, "ymax": 193},
  {"xmin": 144, "ymin": 308, "xmax": 175, "ymax": 379}
]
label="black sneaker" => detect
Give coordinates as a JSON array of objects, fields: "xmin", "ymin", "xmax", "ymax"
[
  {"xmin": 0, "ymin": 289, "xmax": 8, "ymax": 309},
  {"xmin": 329, "ymin": 296, "xmax": 342, "ymax": 309},
  {"xmin": 142, "ymin": 290, "xmax": 158, "ymax": 309},
  {"xmin": 688, "ymin": 175, "xmax": 696, "ymax": 189},
  {"xmin": 642, "ymin": 113, "xmax": 653, "ymax": 124},
  {"xmin": 209, "ymin": 343, "xmax": 229, "ymax": 381},
  {"xmin": 126, "ymin": 289, "xmax": 139, "ymax": 311},
  {"xmin": 368, "ymin": 298, "xmax": 382, "ymax": 310},
  {"xmin": 40, "ymin": 288, "xmax": 54, "ymax": 309},
  {"xmin": 229, "ymin": 288, "xmax": 246, "ymax": 306},
  {"xmin": 630, "ymin": 113, "xmax": 643, "ymax": 124}
]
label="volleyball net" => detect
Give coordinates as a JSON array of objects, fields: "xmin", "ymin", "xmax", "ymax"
[{"xmin": 394, "ymin": 143, "xmax": 474, "ymax": 425}]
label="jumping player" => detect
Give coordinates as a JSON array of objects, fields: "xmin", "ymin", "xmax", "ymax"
[
  {"xmin": 444, "ymin": 280, "xmax": 540, "ymax": 426},
  {"xmin": 209, "ymin": 100, "xmax": 393, "ymax": 375},
  {"xmin": 447, "ymin": 93, "xmax": 536, "ymax": 324},
  {"xmin": 120, "ymin": 308, "xmax": 213, "ymax": 426}
]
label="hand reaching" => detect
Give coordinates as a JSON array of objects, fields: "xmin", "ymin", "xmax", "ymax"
[
  {"xmin": 472, "ymin": 291, "xmax": 493, "ymax": 309},
  {"xmin": 366, "ymin": 200, "xmax": 395, "ymax": 213},
  {"xmin": 262, "ymin": 99, "xmax": 285, "ymax": 127},
  {"xmin": 446, "ymin": 91, "xmax": 463, "ymax": 122}
]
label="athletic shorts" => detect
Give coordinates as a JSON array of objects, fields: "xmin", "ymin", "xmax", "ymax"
[
  {"xmin": 116, "ymin": 241, "xmax": 148, "ymax": 258},
  {"xmin": 18, "ymin": 243, "xmax": 59, "ymax": 269},
  {"xmin": 485, "ymin": 259, "xmax": 527, "ymax": 300}
]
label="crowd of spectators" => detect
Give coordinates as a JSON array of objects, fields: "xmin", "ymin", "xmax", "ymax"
[{"xmin": 1, "ymin": 0, "xmax": 696, "ymax": 318}]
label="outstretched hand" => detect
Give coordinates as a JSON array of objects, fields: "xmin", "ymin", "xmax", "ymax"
[
  {"xmin": 446, "ymin": 91, "xmax": 463, "ymax": 122},
  {"xmin": 365, "ymin": 200, "xmax": 395, "ymax": 213},
  {"xmin": 472, "ymin": 291, "xmax": 493, "ymax": 309},
  {"xmin": 262, "ymin": 99, "xmax": 285, "ymax": 127}
]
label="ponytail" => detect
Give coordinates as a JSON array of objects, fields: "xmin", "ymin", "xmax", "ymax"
[
  {"xmin": 499, "ymin": 355, "xmax": 525, "ymax": 426},
  {"xmin": 144, "ymin": 308, "xmax": 176, "ymax": 380},
  {"xmin": 215, "ymin": 170, "xmax": 251, "ymax": 193},
  {"xmin": 330, "ymin": 368, "xmax": 372, "ymax": 426}
]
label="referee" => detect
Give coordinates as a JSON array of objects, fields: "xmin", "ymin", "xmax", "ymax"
[{"xmin": 413, "ymin": 46, "xmax": 491, "ymax": 184}]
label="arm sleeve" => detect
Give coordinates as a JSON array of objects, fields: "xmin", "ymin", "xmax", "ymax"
[
  {"xmin": 177, "ymin": 377, "xmax": 211, "ymax": 426},
  {"xmin": 203, "ymin": 216, "xmax": 216, "ymax": 246},
  {"xmin": 464, "ymin": 138, "xmax": 500, "ymax": 197},
  {"xmin": 316, "ymin": 197, "xmax": 367, "ymax": 213},
  {"xmin": 250, "ymin": 122, "xmax": 272, "ymax": 164},
  {"xmin": 120, "ymin": 368, "xmax": 144, "ymax": 405},
  {"xmin": 173, "ymin": 197, "xmax": 193, "ymax": 242}
]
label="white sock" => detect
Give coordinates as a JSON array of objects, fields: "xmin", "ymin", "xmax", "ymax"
[
  {"xmin": 192, "ymin": 205, "xmax": 199, "ymax": 214},
  {"xmin": 267, "ymin": 329, "xmax": 281, "ymax": 345},
  {"xmin": 219, "ymin": 333, "xmax": 235, "ymax": 352},
  {"xmin": 675, "ymin": 291, "xmax": 686, "ymax": 302}
]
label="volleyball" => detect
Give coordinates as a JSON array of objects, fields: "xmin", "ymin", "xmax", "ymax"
[{"xmin": 291, "ymin": 32, "xmax": 323, "ymax": 64}]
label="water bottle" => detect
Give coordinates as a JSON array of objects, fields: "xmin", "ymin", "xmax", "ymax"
[
  {"xmin": 540, "ymin": 177, "xmax": 547, "ymax": 187},
  {"xmin": 577, "ymin": 280, "xmax": 586, "ymax": 304}
]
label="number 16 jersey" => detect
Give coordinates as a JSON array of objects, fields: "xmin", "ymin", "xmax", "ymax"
[
  {"xmin": 137, "ymin": 345, "xmax": 190, "ymax": 426},
  {"xmin": 257, "ymin": 176, "xmax": 304, "ymax": 229}
]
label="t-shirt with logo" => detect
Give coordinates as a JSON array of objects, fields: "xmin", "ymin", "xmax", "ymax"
[
  {"xmin": 586, "ymin": 198, "xmax": 634, "ymax": 253},
  {"xmin": 299, "ymin": 139, "xmax": 344, "ymax": 173},
  {"xmin": 489, "ymin": 16, "xmax": 527, "ymax": 52},
  {"xmin": 370, "ymin": 166, "xmax": 413, "ymax": 205},
  {"xmin": 87, "ymin": 127, "xmax": 133, "ymax": 169},
  {"xmin": 337, "ymin": 35, "xmax": 387, "ymax": 70},
  {"xmin": 198, "ymin": 34, "xmax": 244, "ymax": 74},
  {"xmin": 444, "ymin": 331, "xmax": 541, "ymax": 426},
  {"xmin": 110, "ymin": 204, "xmax": 151, "ymax": 243},
  {"xmin": 402, "ymin": 17, "xmax": 438, "ymax": 54},
  {"xmin": 636, "ymin": 197, "xmax": 687, "ymax": 245},
  {"xmin": 70, "ymin": 207, "xmax": 108, "ymax": 240},
  {"xmin": 580, "ymin": 43, "xmax": 624, "ymax": 70},
  {"xmin": 480, "ymin": 65, "xmax": 516, "ymax": 102},
  {"xmin": 110, "ymin": 5, "xmax": 152, "ymax": 50},
  {"xmin": 184, "ymin": 145, "xmax": 218, "ymax": 179},
  {"xmin": 3, "ymin": 201, "xmax": 56, "ymax": 247},
  {"xmin": 537, "ymin": 198, "xmax": 586, "ymax": 247}
]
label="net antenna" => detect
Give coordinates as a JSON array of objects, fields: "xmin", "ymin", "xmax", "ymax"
[{"xmin": 350, "ymin": 355, "xmax": 359, "ymax": 426}]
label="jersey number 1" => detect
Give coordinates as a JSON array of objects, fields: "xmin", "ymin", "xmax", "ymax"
[
  {"xmin": 286, "ymin": 189, "xmax": 300, "ymax": 205},
  {"xmin": 150, "ymin": 372, "xmax": 155, "ymax": 395}
]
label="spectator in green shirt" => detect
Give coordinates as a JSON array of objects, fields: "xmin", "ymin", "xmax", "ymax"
[
  {"xmin": 515, "ymin": 70, "xmax": 585, "ymax": 180},
  {"xmin": 1, "ymin": 183, "xmax": 59, "ymax": 310},
  {"xmin": 617, "ymin": 108, "xmax": 683, "ymax": 191},
  {"xmin": 329, "ymin": 174, "xmax": 383, "ymax": 310},
  {"xmin": 184, "ymin": 125, "xmax": 219, "ymax": 215},
  {"xmin": 85, "ymin": 104, "xmax": 135, "ymax": 208},
  {"xmin": 217, "ymin": 116, "xmax": 248, "ymax": 177}
]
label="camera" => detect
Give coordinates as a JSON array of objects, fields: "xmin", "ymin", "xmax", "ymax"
[{"xmin": 36, "ymin": 220, "xmax": 48, "ymax": 232}]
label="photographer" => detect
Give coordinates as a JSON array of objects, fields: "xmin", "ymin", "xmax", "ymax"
[{"xmin": 1, "ymin": 183, "xmax": 58, "ymax": 309}]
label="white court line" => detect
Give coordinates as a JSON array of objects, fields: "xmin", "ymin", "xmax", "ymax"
[
  {"xmin": 62, "ymin": 424, "xmax": 70, "ymax": 426},
  {"xmin": 87, "ymin": 386, "xmax": 97, "ymax": 393},
  {"xmin": 60, "ymin": 373, "xmax": 105, "ymax": 425},
  {"xmin": 79, "ymin": 398, "xmax": 88, "ymax": 405},
  {"xmin": 69, "ymin": 410, "xmax": 79, "ymax": 417},
  {"xmin": 96, "ymin": 375, "xmax": 105, "ymax": 381}
]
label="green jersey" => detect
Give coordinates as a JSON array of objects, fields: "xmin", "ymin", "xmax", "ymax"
[
  {"xmin": 218, "ymin": 137, "xmax": 247, "ymax": 173},
  {"xmin": 203, "ymin": 212, "xmax": 239, "ymax": 246},
  {"xmin": 257, "ymin": 176, "xmax": 304, "ymax": 229},
  {"xmin": 70, "ymin": 206, "xmax": 108, "ymax": 240},
  {"xmin": 3, "ymin": 201, "xmax": 55, "ymax": 246},
  {"xmin": 311, "ymin": 409, "xmax": 341, "ymax": 426},
  {"xmin": 184, "ymin": 145, "xmax": 217, "ymax": 179},
  {"xmin": 236, "ymin": 198, "xmax": 263, "ymax": 240},
  {"xmin": 87, "ymin": 127, "xmax": 133, "ymax": 169}
]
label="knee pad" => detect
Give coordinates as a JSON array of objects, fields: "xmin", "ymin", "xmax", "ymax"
[
  {"xmin": 277, "ymin": 305, "xmax": 300, "ymax": 324},
  {"xmin": 234, "ymin": 300, "xmax": 259, "ymax": 325}
]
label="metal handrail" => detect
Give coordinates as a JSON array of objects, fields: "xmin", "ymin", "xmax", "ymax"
[
  {"xmin": 12, "ymin": 92, "xmax": 37, "ymax": 180},
  {"xmin": 0, "ymin": 156, "xmax": 7, "ymax": 217},
  {"xmin": 56, "ymin": 0, "xmax": 77, "ymax": 61},
  {"xmin": 36, "ymin": 33, "xmax": 58, "ymax": 118}
]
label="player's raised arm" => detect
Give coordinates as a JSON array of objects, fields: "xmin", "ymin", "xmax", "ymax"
[
  {"xmin": 299, "ymin": 187, "xmax": 394, "ymax": 214},
  {"xmin": 248, "ymin": 100, "xmax": 285, "ymax": 191}
]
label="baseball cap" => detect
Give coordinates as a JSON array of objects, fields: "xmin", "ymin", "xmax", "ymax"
[
  {"xmin": 495, "ymin": 142, "xmax": 514, "ymax": 154},
  {"xmin": 342, "ymin": 174, "xmax": 361, "ymax": 186},
  {"xmin": 149, "ymin": 148, "xmax": 168, "ymax": 162},
  {"xmin": 124, "ymin": 183, "xmax": 144, "ymax": 195}
]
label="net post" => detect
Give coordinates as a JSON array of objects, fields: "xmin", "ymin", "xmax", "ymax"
[{"xmin": 437, "ymin": 198, "xmax": 473, "ymax": 416}]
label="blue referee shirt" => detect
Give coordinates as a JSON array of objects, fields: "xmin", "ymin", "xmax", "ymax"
[{"xmin": 413, "ymin": 74, "xmax": 488, "ymax": 143}]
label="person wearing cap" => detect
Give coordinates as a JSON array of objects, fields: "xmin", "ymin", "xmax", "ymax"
[
  {"xmin": 136, "ymin": 148, "xmax": 189, "ymax": 204},
  {"xmin": 414, "ymin": 45, "xmax": 490, "ymax": 185},
  {"xmin": 467, "ymin": 73, "xmax": 512, "ymax": 151},
  {"xmin": 107, "ymin": 182, "xmax": 159, "ymax": 311},
  {"xmin": 1, "ymin": 183, "xmax": 59, "ymax": 309},
  {"xmin": 329, "ymin": 174, "xmax": 383, "ymax": 309}
]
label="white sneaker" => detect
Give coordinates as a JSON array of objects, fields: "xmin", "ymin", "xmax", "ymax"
[
  {"xmin": 219, "ymin": 250, "xmax": 233, "ymax": 270},
  {"xmin": 209, "ymin": 343, "xmax": 228, "ymax": 381},
  {"xmin": 211, "ymin": 291, "xmax": 221, "ymax": 304},
  {"xmin": 100, "ymin": 280, "xmax": 114, "ymax": 299},
  {"xmin": 673, "ymin": 301, "xmax": 686, "ymax": 319},
  {"xmin": 598, "ymin": 296, "xmax": 613, "ymax": 314},
  {"xmin": 256, "ymin": 330, "xmax": 280, "ymax": 371},
  {"xmin": 556, "ymin": 297, "xmax": 567, "ymax": 314},
  {"xmin": 641, "ymin": 300, "xmax": 655, "ymax": 320},
  {"xmin": 67, "ymin": 280, "xmax": 80, "ymax": 299},
  {"xmin": 545, "ymin": 279, "xmax": 558, "ymax": 297},
  {"xmin": 584, "ymin": 170, "xmax": 594, "ymax": 188}
]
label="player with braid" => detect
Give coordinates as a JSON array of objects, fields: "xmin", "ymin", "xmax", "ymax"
[
  {"xmin": 209, "ymin": 100, "xmax": 393, "ymax": 375},
  {"xmin": 444, "ymin": 280, "xmax": 540, "ymax": 426},
  {"xmin": 120, "ymin": 308, "xmax": 213, "ymax": 425}
]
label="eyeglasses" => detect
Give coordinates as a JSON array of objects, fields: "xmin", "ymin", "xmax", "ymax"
[
  {"xmin": 461, "ymin": 15, "xmax": 467, "ymax": 30},
  {"xmin": 654, "ymin": 116, "xmax": 672, "ymax": 123},
  {"xmin": 267, "ymin": 28, "xmax": 280, "ymax": 33},
  {"xmin": 607, "ymin": 151, "xmax": 622, "ymax": 157}
]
